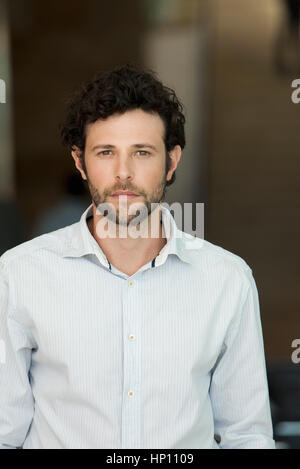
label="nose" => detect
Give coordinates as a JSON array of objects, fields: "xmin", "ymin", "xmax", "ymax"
[{"xmin": 114, "ymin": 153, "xmax": 134, "ymax": 184}]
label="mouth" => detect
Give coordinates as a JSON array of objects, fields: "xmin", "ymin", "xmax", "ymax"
[{"xmin": 110, "ymin": 191, "xmax": 139, "ymax": 199}]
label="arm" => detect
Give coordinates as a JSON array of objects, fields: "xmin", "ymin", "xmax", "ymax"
[
  {"xmin": 209, "ymin": 267, "xmax": 275, "ymax": 449},
  {"xmin": 0, "ymin": 260, "xmax": 35, "ymax": 449}
]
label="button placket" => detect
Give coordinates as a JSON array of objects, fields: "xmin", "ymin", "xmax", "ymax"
[{"xmin": 121, "ymin": 276, "xmax": 141, "ymax": 448}]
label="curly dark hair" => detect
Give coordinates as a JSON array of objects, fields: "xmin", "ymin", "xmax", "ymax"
[{"xmin": 60, "ymin": 63, "xmax": 186, "ymax": 187}]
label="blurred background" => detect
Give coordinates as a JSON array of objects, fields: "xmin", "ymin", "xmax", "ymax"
[{"xmin": 0, "ymin": 0, "xmax": 300, "ymax": 449}]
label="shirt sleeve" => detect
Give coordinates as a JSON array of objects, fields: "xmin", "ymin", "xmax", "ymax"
[
  {"xmin": 209, "ymin": 267, "xmax": 276, "ymax": 449},
  {"xmin": 0, "ymin": 260, "xmax": 35, "ymax": 449}
]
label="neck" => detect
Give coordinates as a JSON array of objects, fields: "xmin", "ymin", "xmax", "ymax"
[{"xmin": 87, "ymin": 203, "xmax": 167, "ymax": 275}]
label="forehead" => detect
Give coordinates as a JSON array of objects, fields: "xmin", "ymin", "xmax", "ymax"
[{"xmin": 85, "ymin": 109, "xmax": 165, "ymax": 146}]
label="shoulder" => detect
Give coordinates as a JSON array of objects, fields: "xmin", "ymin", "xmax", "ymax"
[
  {"xmin": 0, "ymin": 222, "xmax": 78, "ymax": 271},
  {"xmin": 182, "ymin": 233, "xmax": 253, "ymax": 282},
  {"xmin": 200, "ymin": 238, "xmax": 252, "ymax": 274}
]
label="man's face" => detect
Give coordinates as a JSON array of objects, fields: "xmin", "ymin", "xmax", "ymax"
[{"xmin": 73, "ymin": 109, "xmax": 180, "ymax": 227}]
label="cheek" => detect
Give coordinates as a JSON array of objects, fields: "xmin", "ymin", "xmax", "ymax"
[
  {"xmin": 86, "ymin": 160, "xmax": 111, "ymax": 184},
  {"xmin": 142, "ymin": 160, "xmax": 165, "ymax": 177},
  {"xmin": 137, "ymin": 167, "xmax": 163, "ymax": 188}
]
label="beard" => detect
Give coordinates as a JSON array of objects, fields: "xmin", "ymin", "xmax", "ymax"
[{"xmin": 85, "ymin": 170, "xmax": 167, "ymax": 228}]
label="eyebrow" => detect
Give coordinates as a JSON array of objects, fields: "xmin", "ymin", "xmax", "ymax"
[{"xmin": 91, "ymin": 143, "xmax": 158, "ymax": 152}]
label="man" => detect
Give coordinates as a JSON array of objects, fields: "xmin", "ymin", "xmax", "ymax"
[{"xmin": 0, "ymin": 64, "xmax": 275, "ymax": 449}]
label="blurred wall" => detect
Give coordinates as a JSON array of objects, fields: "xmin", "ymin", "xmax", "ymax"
[
  {"xmin": 0, "ymin": 0, "xmax": 14, "ymax": 199},
  {"xmin": 207, "ymin": 0, "xmax": 300, "ymax": 359}
]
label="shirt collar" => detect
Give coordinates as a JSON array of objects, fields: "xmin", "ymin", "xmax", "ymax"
[{"xmin": 62, "ymin": 203, "xmax": 203, "ymax": 267}]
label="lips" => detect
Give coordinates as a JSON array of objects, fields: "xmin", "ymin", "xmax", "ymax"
[{"xmin": 111, "ymin": 191, "xmax": 138, "ymax": 196}]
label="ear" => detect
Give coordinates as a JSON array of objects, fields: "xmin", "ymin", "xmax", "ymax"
[
  {"xmin": 71, "ymin": 146, "xmax": 87, "ymax": 181},
  {"xmin": 166, "ymin": 145, "xmax": 182, "ymax": 182}
]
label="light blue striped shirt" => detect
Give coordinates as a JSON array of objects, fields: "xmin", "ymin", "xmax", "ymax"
[{"xmin": 0, "ymin": 203, "xmax": 275, "ymax": 449}]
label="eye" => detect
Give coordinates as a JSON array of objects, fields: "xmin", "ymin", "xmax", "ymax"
[
  {"xmin": 97, "ymin": 150, "xmax": 112, "ymax": 156},
  {"xmin": 96, "ymin": 150, "xmax": 151, "ymax": 157}
]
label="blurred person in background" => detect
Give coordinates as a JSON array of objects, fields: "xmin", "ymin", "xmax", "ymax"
[
  {"xmin": 0, "ymin": 198, "xmax": 26, "ymax": 255},
  {"xmin": 32, "ymin": 171, "xmax": 89, "ymax": 236},
  {"xmin": 0, "ymin": 64, "xmax": 275, "ymax": 449}
]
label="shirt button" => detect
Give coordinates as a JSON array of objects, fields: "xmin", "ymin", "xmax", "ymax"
[
  {"xmin": 129, "ymin": 334, "xmax": 135, "ymax": 341},
  {"xmin": 128, "ymin": 390, "xmax": 134, "ymax": 397},
  {"xmin": 128, "ymin": 280, "xmax": 134, "ymax": 287}
]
